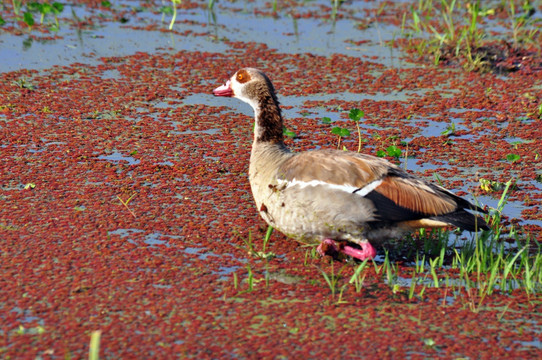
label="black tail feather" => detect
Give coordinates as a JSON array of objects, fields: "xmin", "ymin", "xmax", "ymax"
[{"xmin": 431, "ymin": 210, "xmax": 489, "ymax": 232}]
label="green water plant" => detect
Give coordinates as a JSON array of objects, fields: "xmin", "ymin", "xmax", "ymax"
[
  {"xmin": 232, "ymin": 264, "xmax": 260, "ymax": 294},
  {"xmin": 24, "ymin": 182, "xmax": 36, "ymax": 190},
  {"xmin": 323, "ymin": 109, "xmax": 368, "ymax": 151},
  {"xmin": 348, "ymin": 108, "xmax": 365, "ymax": 152},
  {"xmin": 429, "ymin": 257, "xmax": 440, "ymax": 288},
  {"xmin": 27, "ymin": 2, "xmax": 63, "ymax": 26},
  {"xmin": 506, "ymin": 153, "xmax": 521, "ymax": 163},
  {"xmin": 348, "ymin": 258, "xmax": 370, "ymax": 292},
  {"xmin": 23, "ymin": 11, "xmax": 34, "ymax": 29},
  {"xmin": 395, "ymin": 178, "xmax": 538, "ymax": 297},
  {"xmin": 160, "ymin": 6, "xmax": 173, "ymax": 24},
  {"xmin": 407, "ymin": 268, "xmax": 428, "ymax": 300},
  {"xmin": 331, "ymin": 0, "xmax": 343, "ymax": 22},
  {"xmin": 321, "ymin": 116, "xmax": 332, "ymax": 125},
  {"xmin": 272, "ymin": 0, "xmax": 278, "ymax": 13},
  {"xmin": 169, "ymin": 0, "xmax": 181, "ymax": 30},
  {"xmin": 245, "ymin": 264, "xmax": 254, "ymax": 292},
  {"xmin": 49, "ymin": 2, "xmax": 63, "ymax": 28},
  {"xmin": 233, "ymin": 272, "xmax": 238, "ymax": 290},
  {"xmin": 402, "ymin": 0, "xmax": 540, "ymax": 71},
  {"xmin": 262, "ymin": 229, "xmax": 274, "ymax": 259},
  {"xmin": 13, "ymin": 77, "xmax": 35, "ymax": 90},
  {"xmin": 377, "ymin": 144, "xmax": 402, "ymax": 159},
  {"xmin": 479, "ymin": 177, "xmax": 517, "ymax": 194},
  {"xmin": 318, "ymin": 259, "xmax": 348, "ymax": 301},
  {"xmin": 283, "ymin": 127, "xmax": 297, "ymax": 139},
  {"xmin": 12, "ymin": 0, "xmax": 23, "ymax": 16},
  {"xmin": 453, "ymin": 181, "xmax": 541, "ymax": 295},
  {"xmin": 117, "ymin": 193, "xmax": 137, "ymax": 218},
  {"xmin": 331, "ymin": 126, "xmax": 350, "ymax": 149},
  {"xmin": 441, "ymin": 122, "xmax": 456, "ymax": 136},
  {"xmin": 382, "ymin": 250, "xmax": 399, "ymax": 289},
  {"xmin": 89, "ymin": 330, "xmax": 101, "ymax": 360},
  {"xmin": 508, "ymin": 0, "xmax": 540, "ymax": 47},
  {"xmin": 237, "ymin": 228, "xmax": 276, "ymax": 260}
]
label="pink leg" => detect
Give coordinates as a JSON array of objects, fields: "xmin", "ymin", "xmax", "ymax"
[
  {"xmin": 342, "ymin": 241, "xmax": 377, "ymax": 260},
  {"xmin": 317, "ymin": 239, "xmax": 377, "ymax": 260}
]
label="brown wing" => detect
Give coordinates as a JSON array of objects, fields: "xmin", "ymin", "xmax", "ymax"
[
  {"xmin": 277, "ymin": 150, "xmax": 387, "ymax": 188},
  {"xmin": 365, "ymin": 167, "xmax": 488, "ymax": 230},
  {"xmin": 276, "ymin": 149, "xmax": 487, "ymax": 230},
  {"xmin": 373, "ymin": 175, "xmax": 457, "ymax": 217}
]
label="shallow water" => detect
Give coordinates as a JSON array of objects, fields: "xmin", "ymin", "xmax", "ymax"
[{"xmin": 2, "ymin": 1, "xmax": 405, "ymax": 71}]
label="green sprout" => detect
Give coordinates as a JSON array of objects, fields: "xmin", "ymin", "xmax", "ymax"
[
  {"xmin": 283, "ymin": 127, "xmax": 297, "ymax": 139},
  {"xmin": 23, "ymin": 11, "xmax": 34, "ymax": 29},
  {"xmin": 12, "ymin": 0, "xmax": 23, "ymax": 16},
  {"xmin": 506, "ymin": 153, "xmax": 521, "ymax": 163},
  {"xmin": 26, "ymin": 2, "xmax": 64, "ymax": 29},
  {"xmin": 169, "ymin": 0, "xmax": 181, "ymax": 30},
  {"xmin": 377, "ymin": 145, "xmax": 402, "ymax": 159},
  {"xmin": 441, "ymin": 122, "xmax": 456, "ymax": 137},
  {"xmin": 348, "ymin": 108, "xmax": 365, "ymax": 153},
  {"xmin": 89, "ymin": 330, "xmax": 102, "ymax": 360},
  {"xmin": 331, "ymin": 126, "xmax": 350, "ymax": 150}
]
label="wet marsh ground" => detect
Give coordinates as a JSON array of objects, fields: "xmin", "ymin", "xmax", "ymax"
[{"xmin": 1, "ymin": 0, "xmax": 542, "ymax": 358}]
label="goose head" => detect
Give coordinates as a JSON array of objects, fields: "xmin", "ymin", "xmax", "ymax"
[
  {"xmin": 213, "ymin": 68, "xmax": 280, "ymax": 113},
  {"xmin": 213, "ymin": 68, "xmax": 284, "ymax": 144}
]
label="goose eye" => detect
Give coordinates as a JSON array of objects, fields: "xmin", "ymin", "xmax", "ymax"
[{"xmin": 235, "ymin": 70, "xmax": 250, "ymax": 83}]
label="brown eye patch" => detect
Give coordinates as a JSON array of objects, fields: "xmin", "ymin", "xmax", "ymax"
[{"xmin": 236, "ymin": 69, "xmax": 250, "ymax": 83}]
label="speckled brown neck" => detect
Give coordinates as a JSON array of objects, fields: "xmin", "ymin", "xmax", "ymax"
[{"xmin": 255, "ymin": 92, "xmax": 284, "ymax": 144}]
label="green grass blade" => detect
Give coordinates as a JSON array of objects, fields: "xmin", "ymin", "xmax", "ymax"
[{"xmin": 89, "ymin": 330, "xmax": 101, "ymax": 360}]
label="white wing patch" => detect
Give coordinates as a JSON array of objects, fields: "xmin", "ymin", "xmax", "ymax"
[
  {"xmin": 278, "ymin": 178, "xmax": 383, "ymax": 197},
  {"xmin": 353, "ymin": 179, "xmax": 383, "ymax": 196}
]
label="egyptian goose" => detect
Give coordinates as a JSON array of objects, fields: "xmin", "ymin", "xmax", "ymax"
[{"xmin": 213, "ymin": 68, "xmax": 488, "ymax": 260}]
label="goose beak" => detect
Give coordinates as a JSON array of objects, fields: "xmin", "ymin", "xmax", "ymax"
[{"xmin": 213, "ymin": 80, "xmax": 233, "ymax": 97}]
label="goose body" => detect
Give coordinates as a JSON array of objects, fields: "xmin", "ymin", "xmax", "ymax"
[{"xmin": 213, "ymin": 68, "xmax": 488, "ymax": 260}]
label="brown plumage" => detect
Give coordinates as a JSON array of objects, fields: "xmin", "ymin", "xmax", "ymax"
[{"xmin": 213, "ymin": 68, "xmax": 489, "ymax": 260}]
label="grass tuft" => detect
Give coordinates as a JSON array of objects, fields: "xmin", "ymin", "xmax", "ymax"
[{"xmin": 400, "ymin": 0, "xmax": 541, "ymax": 72}]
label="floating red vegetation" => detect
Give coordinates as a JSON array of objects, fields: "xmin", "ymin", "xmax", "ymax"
[{"xmin": 1, "ymin": 1, "xmax": 541, "ymax": 359}]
